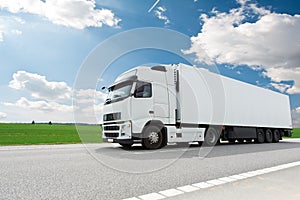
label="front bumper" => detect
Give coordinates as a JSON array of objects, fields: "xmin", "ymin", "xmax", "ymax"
[{"xmin": 102, "ymin": 121, "xmax": 132, "ymax": 142}]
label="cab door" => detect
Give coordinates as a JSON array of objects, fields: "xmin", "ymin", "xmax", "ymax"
[{"xmin": 130, "ymin": 81, "xmax": 154, "ymax": 133}]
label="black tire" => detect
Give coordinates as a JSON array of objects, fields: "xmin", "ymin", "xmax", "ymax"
[
  {"xmin": 273, "ymin": 129, "xmax": 280, "ymax": 143},
  {"xmin": 198, "ymin": 141, "xmax": 203, "ymax": 146},
  {"xmin": 142, "ymin": 126, "xmax": 163, "ymax": 149},
  {"xmin": 119, "ymin": 143, "xmax": 133, "ymax": 149},
  {"xmin": 255, "ymin": 129, "xmax": 265, "ymax": 143},
  {"xmin": 204, "ymin": 127, "xmax": 220, "ymax": 146},
  {"xmin": 265, "ymin": 129, "xmax": 273, "ymax": 143}
]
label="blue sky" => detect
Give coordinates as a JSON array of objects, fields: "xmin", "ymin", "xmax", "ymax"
[{"xmin": 0, "ymin": 0, "xmax": 300, "ymax": 126}]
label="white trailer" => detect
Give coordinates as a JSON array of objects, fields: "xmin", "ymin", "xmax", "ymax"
[{"xmin": 102, "ymin": 63, "xmax": 292, "ymax": 149}]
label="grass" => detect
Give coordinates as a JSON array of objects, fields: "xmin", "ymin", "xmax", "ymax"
[
  {"xmin": 0, "ymin": 123, "xmax": 298, "ymax": 146},
  {"xmin": 0, "ymin": 123, "xmax": 102, "ymax": 145},
  {"xmin": 291, "ymin": 128, "xmax": 300, "ymax": 138}
]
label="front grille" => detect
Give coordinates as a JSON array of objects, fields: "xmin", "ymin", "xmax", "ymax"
[
  {"xmin": 104, "ymin": 132, "xmax": 119, "ymax": 138},
  {"xmin": 104, "ymin": 126, "xmax": 120, "ymax": 131}
]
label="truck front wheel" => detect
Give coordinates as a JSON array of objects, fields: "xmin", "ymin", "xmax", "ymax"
[
  {"xmin": 142, "ymin": 126, "xmax": 163, "ymax": 149},
  {"xmin": 204, "ymin": 127, "xmax": 220, "ymax": 146}
]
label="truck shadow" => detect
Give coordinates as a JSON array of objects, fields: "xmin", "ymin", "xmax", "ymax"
[{"xmin": 94, "ymin": 140, "xmax": 300, "ymax": 160}]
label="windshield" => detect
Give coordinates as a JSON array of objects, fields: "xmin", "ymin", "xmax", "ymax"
[{"xmin": 105, "ymin": 81, "xmax": 133, "ymax": 104}]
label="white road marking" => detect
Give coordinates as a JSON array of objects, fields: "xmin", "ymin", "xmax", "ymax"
[
  {"xmin": 239, "ymin": 172, "xmax": 257, "ymax": 178},
  {"xmin": 206, "ymin": 179, "xmax": 226, "ymax": 185},
  {"xmin": 139, "ymin": 192, "xmax": 165, "ymax": 200},
  {"xmin": 123, "ymin": 198, "xmax": 140, "ymax": 200},
  {"xmin": 159, "ymin": 189, "xmax": 184, "ymax": 197},
  {"xmin": 229, "ymin": 174, "xmax": 247, "ymax": 180},
  {"xmin": 218, "ymin": 177, "xmax": 237, "ymax": 183},
  {"xmin": 123, "ymin": 161, "xmax": 300, "ymax": 200},
  {"xmin": 192, "ymin": 182, "xmax": 214, "ymax": 188},
  {"xmin": 177, "ymin": 185, "xmax": 199, "ymax": 192}
]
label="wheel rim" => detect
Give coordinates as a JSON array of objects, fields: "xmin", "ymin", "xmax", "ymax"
[
  {"xmin": 148, "ymin": 131, "xmax": 159, "ymax": 144},
  {"xmin": 207, "ymin": 131, "xmax": 216, "ymax": 143}
]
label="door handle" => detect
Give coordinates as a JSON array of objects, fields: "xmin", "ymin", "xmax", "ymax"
[{"xmin": 149, "ymin": 110, "xmax": 154, "ymax": 114}]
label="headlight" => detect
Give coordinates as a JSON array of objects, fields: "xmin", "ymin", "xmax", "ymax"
[{"xmin": 121, "ymin": 121, "xmax": 131, "ymax": 136}]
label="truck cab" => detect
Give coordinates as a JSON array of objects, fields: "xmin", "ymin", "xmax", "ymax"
[{"xmin": 102, "ymin": 65, "xmax": 178, "ymax": 149}]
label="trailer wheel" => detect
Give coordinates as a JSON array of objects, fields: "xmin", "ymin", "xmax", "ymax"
[
  {"xmin": 204, "ymin": 127, "xmax": 220, "ymax": 146},
  {"xmin": 255, "ymin": 129, "xmax": 265, "ymax": 143},
  {"xmin": 272, "ymin": 129, "xmax": 280, "ymax": 143},
  {"xmin": 142, "ymin": 125, "xmax": 163, "ymax": 149},
  {"xmin": 265, "ymin": 129, "xmax": 273, "ymax": 143}
]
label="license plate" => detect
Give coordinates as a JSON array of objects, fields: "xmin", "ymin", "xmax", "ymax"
[{"xmin": 108, "ymin": 139, "xmax": 114, "ymax": 143}]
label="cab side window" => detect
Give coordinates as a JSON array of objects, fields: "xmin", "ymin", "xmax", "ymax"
[{"xmin": 134, "ymin": 82, "xmax": 152, "ymax": 98}]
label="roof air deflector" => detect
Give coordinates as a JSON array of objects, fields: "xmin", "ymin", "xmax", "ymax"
[{"xmin": 151, "ymin": 66, "xmax": 167, "ymax": 72}]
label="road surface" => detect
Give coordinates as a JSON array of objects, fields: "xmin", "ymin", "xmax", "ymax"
[{"xmin": 1, "ymin": 139, "xmax": 300, "ymax": 200}]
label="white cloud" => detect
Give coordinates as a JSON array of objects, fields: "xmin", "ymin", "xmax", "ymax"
[
  {"xmin": 0, "ymin": 103, "xmax": 74, "ymax": 123},
  {"xmin": 4, "ymin": 70, "xmax": 106, "ymax": 123},
  {"xmin": 0, "ymin": 31, "xmax": 3, "ymax": 42},
  {"xmin": 73, "ymin": 89, "xmax": 106, "ymax": 123},
  {"xmin": 11, "ymin": 29, "xmax": 22, "ymax": 35},
  {"xmin": 269, "ymin": 82, "xmax": 292, "ymax": 93},
  {"xmin": 73, "ymin": 89, "xmax": 106, "ymax": 104},
  {"xmin": 264, "ymin": 68, "xmax": 300, "ymax": 94},
  {"xmin": 154, "ymin": 6, "xmax": 170, "ymax": 25},
  {"xmin": 4, "ymin": 97, "xmax": 73, "ymax": 112},
  {"xmin": 0, "ymin": 0, "xmax": 121, "ymax": 29},
  {"xmin": 184, "ymin": 0, "xmax": 300, "ymax": 94},
  {"xmin": 0, "ymin": 16, "xmax": 24, "ymax": 42},
  {"xmin": 0, "ymin": 112, "xmax": 7, "ymax": 119},
  {"xmin": 9, "ymin": 71, "xmax": 72, "ymax": 101},
  {"xmin": 81, "ymin": 103, "xmax": 103, "ymax": 114}
]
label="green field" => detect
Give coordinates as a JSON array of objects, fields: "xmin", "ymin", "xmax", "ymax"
[
  {"xmin": 0, "ymin": 123, "xmax": 102, "ymax": 145},
  {"xmin": 0, "ymin": 123, "xmax": 299, "ymax": 146},
  {"xmin": 291, "ymin": 128, "xmax": 300, "ymax": 138}
]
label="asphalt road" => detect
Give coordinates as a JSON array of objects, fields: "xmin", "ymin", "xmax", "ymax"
[
  {"xmin": 1, "ymin": 139, "xmax": 300, "ymax": 200},
  {"xmin": 168, "ymin": 165, "xmax": 300, "ymax": 200}
]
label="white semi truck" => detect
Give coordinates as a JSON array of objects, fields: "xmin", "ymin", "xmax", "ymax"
[{"xmin": 102, "ymin": 63, "xmax": 292, "ymax": 149}]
